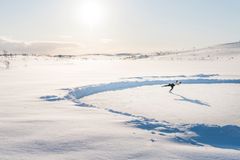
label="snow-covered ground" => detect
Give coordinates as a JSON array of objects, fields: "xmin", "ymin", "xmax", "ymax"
[{"xmin": 0, "ymin": 44, "xmax": 240, "ymax": 159}]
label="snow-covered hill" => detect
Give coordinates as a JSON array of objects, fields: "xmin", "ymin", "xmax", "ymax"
[
  {"xmin": 173, "ymin": 41, "xmax": 240, "ymax": 60},
  {"xmin": 1, "ymin": 41, "xmax": 240, "ymax": 61},
  {"xmin": 0, "ymin": 42, "xmax": 240, "ymax": 159},
  {"xmin": 0, "ymin": 53, "xmax": 240, "ymax": 160}
]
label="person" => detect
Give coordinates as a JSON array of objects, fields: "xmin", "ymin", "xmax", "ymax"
[{"xmin": 162, "ymin": 80, "xmax": 181, "ymax": 92}]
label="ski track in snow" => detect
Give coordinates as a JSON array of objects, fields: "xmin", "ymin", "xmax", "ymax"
[{"xmin": 40, "ymin": 74, "xmax": 240, "ymax": 150}]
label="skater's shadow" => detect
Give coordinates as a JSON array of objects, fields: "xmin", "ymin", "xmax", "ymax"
[{"xmin": 171, "ymin": 92, "xmax": 210, "ymax": 107}]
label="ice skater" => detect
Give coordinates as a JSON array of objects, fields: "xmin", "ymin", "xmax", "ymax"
[{"xmin": 162, "ymin": 80, "xmax": 181, "ymax": 92}]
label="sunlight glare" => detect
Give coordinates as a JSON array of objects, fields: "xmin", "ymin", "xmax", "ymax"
[{"xmin": 76, "ymin": 1, "xmax": 105, "ymax": 27}]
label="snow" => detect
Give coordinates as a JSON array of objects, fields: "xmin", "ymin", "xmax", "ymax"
[{"xmin": 0, "ymin": 44, "xmax": 240, "ymax": 159}]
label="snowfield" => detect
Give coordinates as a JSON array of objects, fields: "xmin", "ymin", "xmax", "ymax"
[{"xmin": 0, "ymin": 44, "xmax": 240, "ymax": 160}]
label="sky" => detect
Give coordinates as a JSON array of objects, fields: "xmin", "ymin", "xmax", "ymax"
[{"xmin": 0, "ymin": 0, "xmax": 240, "ymax": 54}]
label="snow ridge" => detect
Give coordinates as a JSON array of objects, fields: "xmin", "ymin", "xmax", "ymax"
[{"xmin": 40, "ymin": 74, "xmax": 240, "ymax": 149}]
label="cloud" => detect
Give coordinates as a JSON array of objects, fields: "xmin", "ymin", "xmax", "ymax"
[{"xmin": 0, "ymin": 37, "xmax": 85, "ymax": 55}]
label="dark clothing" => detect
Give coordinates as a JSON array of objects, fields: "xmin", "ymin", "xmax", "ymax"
[{"xmin": 162, "ymin": 83, "xmax": 175, "ymax": 92}]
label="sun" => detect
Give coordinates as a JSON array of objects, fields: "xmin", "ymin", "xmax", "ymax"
[{"xmin": 76, "ymin": 1, "xmax": 105, "ymax": 27}]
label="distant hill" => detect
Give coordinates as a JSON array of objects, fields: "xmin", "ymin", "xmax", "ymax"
[
  {"xmin": 1, "ymin": 41, "xmax": 240, "ymax": 60},
  {"xmin": 172, "ymin": 41, "xmax": 240, "ymax": 60},
  {"xmin": 214, "ymin": 41, "xmax": 240, "ymax": 49}
]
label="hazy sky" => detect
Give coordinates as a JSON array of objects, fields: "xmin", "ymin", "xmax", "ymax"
[{"xmin": 0, "ymin": 0, "xmax": 240, "ymax": 54}]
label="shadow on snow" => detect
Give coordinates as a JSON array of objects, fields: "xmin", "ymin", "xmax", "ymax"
[
  {"xmin": 122, "ymin": 73, "xmax": 219, "ymax": 80},
  {"xmin": 64, "ymin": 78, "xmax": 240, "ymax": 100},
  {"xmin": 108, "ymin": 108, "xmax": 240, "ymax": 150},
  {"xmin": 171, "ymin": 92, "xmax": 210, "ymax": 107},
  {"xmin": 40, "ymin": 76, "xmax": 240, "ymax": 149}
]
